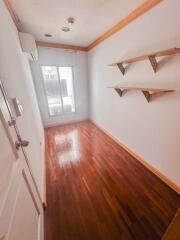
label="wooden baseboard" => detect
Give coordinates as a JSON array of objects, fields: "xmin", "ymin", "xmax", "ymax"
[
  {"xmin": 91, "ymin": 119, "xmax": 180, "ymax": 195},
  {"xmin": 44, "ymin": 118, "xmax": 89, "ymax": 129}
]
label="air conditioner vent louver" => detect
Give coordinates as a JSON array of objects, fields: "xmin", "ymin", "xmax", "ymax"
[{"xmin": 19, "ymin": 32, "xmax": 38, "ymax": 61}]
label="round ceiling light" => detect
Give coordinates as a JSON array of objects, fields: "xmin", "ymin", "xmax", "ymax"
[
  {"xmin": 61, "ymin": 26, "xmax": 70, "ymax": 32},
  {"xmin": 67, "ymin": 17, "xmax": 75, "ymax": 25},
  {"xmin": 44, "ymin": 34, "xmax": 52, "ymax": 37}
]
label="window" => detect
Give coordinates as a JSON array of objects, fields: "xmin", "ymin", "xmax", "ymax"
[{"xmin": 41, "ymin": 66, "xmax": 75, "ymax": 116}]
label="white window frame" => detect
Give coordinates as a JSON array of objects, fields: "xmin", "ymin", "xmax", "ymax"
[{"xmin": 41, "ymin": 65, "xmax": 76, "ymax": 117}]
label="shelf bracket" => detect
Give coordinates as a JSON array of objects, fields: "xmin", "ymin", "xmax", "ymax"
[
  {"xmin": 117, "ymin": 63, "xmax": 125, "ymax": 75},
  {"xmin": 115, "ymin": 88, "xmax": 125, "ymax": 97},
  {"xmin": 148, "ymin": 55, "xmax": 158, "ymax": 73},
  {"xmin": 142, "ymin": 91, "xmax": 151, "ymax": 102}
]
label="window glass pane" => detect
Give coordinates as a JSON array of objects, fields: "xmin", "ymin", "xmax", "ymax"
[
  {"xmin": 62, "ymin": 97, "xmax": 74, "ymax": 113},
  {"xmin": 59, "ymin": 67, "xmax": 75, "ymax": 113},
  {"xmin": 41, "ymin": 66, "xmax": 62, "ymax": 116}
]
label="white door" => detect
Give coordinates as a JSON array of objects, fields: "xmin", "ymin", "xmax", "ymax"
[{"xmin": 0, "ymin": 80, "xmax": 44, "ymax": 240}]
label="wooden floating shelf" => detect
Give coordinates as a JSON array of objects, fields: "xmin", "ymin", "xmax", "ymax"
[
  {"xmin": 109, "ymin": 48, "xmax": 180, "ymax": 75},
  {"xmin": 108, "ymin": 86, "xmax": 175, "ymax": 102}
]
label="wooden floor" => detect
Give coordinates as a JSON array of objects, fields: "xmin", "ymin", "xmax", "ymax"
[{"xmin": 45, "ymin": 121, "xmax": 180, "ymax": 240}]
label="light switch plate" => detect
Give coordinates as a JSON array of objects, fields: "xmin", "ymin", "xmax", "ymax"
[{"xmin": 12, "ymin": 97, "xmax": 23, "ymax": 117}]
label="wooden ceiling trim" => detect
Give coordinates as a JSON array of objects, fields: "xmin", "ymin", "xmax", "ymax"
[
  {"xmin": 88, "ymin": 0, "xmax": 163, "ymax": 50},
  {"xmin": 36, "ymin": 41, "xmax": 88, "ymax": 52},
  {"xmin": 3, "ymin": 0, "xmax": 21, "ymax": 31},
  {"xmin": 4, "ymin": 0, "xmax": 164, "ymax": 52}
]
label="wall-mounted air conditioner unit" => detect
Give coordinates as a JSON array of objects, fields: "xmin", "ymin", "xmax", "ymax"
[{"xmin": 19, "ymin": 32, "xmax": 38, "ymax": 61}]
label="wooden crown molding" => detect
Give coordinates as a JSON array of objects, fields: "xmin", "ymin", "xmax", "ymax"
[
  {"xmin": 36, "ymin": 41, "xmax": 88, "ymax": 52},
  {"xmin": 88, "ymin": 0, "xmax": 163, "ymax": 50},
  {"xmin": 3, "ymin": 0, "xmax": 21, "ymax": 31},
  {"xmin": 3, "ymin": 0, "xmax": 87, "ymax": 52},
  {"xmin": 4, "ymin": 0, "xmax": 163, "ymax": 51}
]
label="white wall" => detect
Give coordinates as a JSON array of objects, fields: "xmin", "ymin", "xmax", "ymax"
[
  {"xmin": 0, "ymin": 1, "xmax": 44, "ymax": 195},
  {"xmin": 88, "ymin": 0, "xmax": 180, "ymax": 186},
  {"xmin": 31, "ymin": 47, "xmax": 89, "ymax": 127}
]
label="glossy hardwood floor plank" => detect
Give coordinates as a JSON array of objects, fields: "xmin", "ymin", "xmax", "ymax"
[{"xmin": 45, "ymin": 121, "xmax": 180, "ymax": 240}]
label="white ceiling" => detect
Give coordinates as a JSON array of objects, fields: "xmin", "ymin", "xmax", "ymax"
[{"xmin": 10, "ymin": 0, "xmax": 145, "ymax": 46}]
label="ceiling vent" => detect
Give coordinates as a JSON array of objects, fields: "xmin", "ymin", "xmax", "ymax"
[{"xmin": 19, "ymin": 32, "xmax": 38, "ymax": 61}]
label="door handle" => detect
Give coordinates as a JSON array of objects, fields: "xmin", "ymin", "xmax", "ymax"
[
  {"xmin": 15, "ymin": 139, "xmax": 29, "ymax": 150},
  {"xmin": 8, "ymin": 118, "xmax": 16, "ymax": 127}
]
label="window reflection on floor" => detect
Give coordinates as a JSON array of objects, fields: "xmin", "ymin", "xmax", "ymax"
[{"xmin": 55, "ymin": 130, "xmax": 81, "ymax": 166}]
